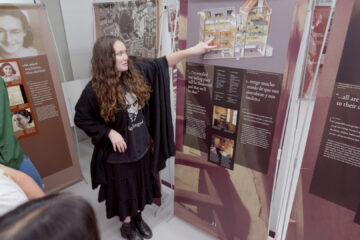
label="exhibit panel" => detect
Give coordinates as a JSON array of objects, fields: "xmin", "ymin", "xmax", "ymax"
[
  {"xmin": 1, "ymin": 4, "xmax": 81, "ymax": 192},
  {"xmin": 286, "ymin": 0, "xmax": 360, "ymax": 239},
  {"xmin": 174, "ymin": 0, "xmax": 309, "ymax": 239}
]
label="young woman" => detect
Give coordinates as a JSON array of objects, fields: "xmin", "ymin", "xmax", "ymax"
[{"xmin": 75, "ymin": 35, "xmax": 214, "ymax": 240}]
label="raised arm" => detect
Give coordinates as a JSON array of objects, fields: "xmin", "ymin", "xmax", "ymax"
[
  {"xmin": 166, "ymin": 38, "xmax": 216, "ymax": 66},
  {"xmin": 0, "ymin": 164, "xmax": 45, "ymax": 199}
]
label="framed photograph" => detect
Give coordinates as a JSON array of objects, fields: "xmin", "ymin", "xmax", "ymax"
[
  {"xmin": 6, "ymin": 84, "xmax": 26, "ymax": 106},
  {"xmin": 0, "ymin": 60, "xmax": 21, "ymax": 84},
  {"xmin": 12, "ymin": 107, "xmax": 36, "ymax": 132},
  {"xmin": 212, "ymin": 105, "xmax": 238, "ymax": 133}
]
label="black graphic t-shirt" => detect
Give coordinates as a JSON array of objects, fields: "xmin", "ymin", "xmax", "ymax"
[{"xmin": 107, "ymin": 92, "xmax": 150, "ymax": 163}]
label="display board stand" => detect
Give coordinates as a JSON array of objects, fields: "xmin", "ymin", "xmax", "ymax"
[
  {"xmin": 174, "ymin": 0, "xmax": 310, "ymax": 239},
  {"xmin": 268, "ymin": 0, "xmax": 336, "ymax": 239},
  {"xmin": 0, "ymin": 3, "xmax": 82, "ymax": 192}
]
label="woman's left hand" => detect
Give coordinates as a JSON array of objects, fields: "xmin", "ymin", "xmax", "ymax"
[{"xmin": 190, "ymin": 38, "xmax": 217, "ymax": 55}]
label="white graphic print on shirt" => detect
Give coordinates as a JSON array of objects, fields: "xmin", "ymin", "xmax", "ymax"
[{"xmin": 125, "ymin": 92, "xmax": 141, "ymax": 123}]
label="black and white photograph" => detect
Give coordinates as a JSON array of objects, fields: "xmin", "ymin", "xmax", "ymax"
[
  {"xmin": 12, "ymin": 107, "xmax": 35, "ymax": 132},
  {"xmin": 0, "ymin": 60, "xmax": 21, "ymax": 83},
  {"xmin": 0, "ymin": 5, "xmax": 45, "ymax": 60},
  {"xmin": 94, "ymin": 0, "xmax": 157, "ymax": 58}
]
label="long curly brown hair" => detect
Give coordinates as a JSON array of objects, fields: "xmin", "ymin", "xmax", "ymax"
[{"xmin": 91, "ymin": 35, "xmax": 150, "ymax": 123}]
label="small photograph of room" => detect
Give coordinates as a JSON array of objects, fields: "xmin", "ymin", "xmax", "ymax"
[{"xmin": 212, "ymin": 105, "xmax": 238, "ymax": 133}]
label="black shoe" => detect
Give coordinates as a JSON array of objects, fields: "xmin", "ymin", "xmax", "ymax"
[
  {"xmin": 133, "ymin": 212, "xmax": 153, "ymax": 239},
  {"xmin": 120, "ymin": 222, "xmax": 143, "ymax": 240}
]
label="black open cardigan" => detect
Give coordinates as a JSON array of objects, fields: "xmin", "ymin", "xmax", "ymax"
[{"xmin": 74, "ymin": 56, "xmax": 175, "ymax": 194}]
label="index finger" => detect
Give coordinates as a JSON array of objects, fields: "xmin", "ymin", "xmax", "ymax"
[{"xmin": 206, "ymin": 37, "xmax": 214, "ymax": 44}]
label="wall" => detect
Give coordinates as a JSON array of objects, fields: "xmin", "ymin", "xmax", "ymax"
[{"xmin": 41, "ymin": 0, "xmax": 74, "ymax": 82}]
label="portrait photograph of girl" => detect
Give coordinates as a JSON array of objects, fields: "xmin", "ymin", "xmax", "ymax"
[{"xmin": 0, "ymin": 61, "xmax": 21, "ymax": 83}]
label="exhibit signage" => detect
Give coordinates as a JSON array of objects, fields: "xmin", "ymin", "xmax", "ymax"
[
  {"xmin": 311, "ymin": 0, "xmax": 360, "ymax": 214},
  {"xmin": 183, "ymin": 62, "xmax": 282, "ymax": 172},
  {"xmin": 286, "ymin": 0, "xmax": 360, "ymax": 239},
  {"xmin": 235, "ymin": 69, "xmax": 282, "ymax": 173},
  {"xmin": 2, "ymin": 4, "xmax": 81, "ymax": 192},
  {"xmin": 174, "ymin": 0, "xmax": 308, "ymax": 239}
]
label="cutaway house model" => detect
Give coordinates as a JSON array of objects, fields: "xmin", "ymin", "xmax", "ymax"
[
  {"xmin": 198, "ymin": 0, "xmax": 273, "ymax": 60},
  {"xmin": 199, "ymin": 7, "xmax": 237, "ymax": 59},
  {"xmin": 235, "ymin": 0, "xmax": 273, "ymax": 58}
]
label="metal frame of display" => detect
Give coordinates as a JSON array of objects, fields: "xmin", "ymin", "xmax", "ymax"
[{"xmin": 267, "ymin": 0, "xmax": 337, "ymax": 239}]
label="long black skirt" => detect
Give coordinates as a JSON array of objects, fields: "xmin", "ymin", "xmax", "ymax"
[{"xmin": 102, "ymin": 151, "xmax": 160, "ymax": 221}]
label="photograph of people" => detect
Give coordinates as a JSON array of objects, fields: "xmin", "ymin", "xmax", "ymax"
[
  {"xmin": 209, "ymin": 135, "xmax": 222, "ymax": 164},
  {"xmin": 12, "ymin": 108, "xmax": 35, "ymax": 131},
  {"xmin": 209, "ymin": 135, "xmax": 234, "ymax": 168},
  {"xmin": 0, "ymin": 62, "xmax": 20, "ymax": 82},
  {"xmin": 74, "ymin": 35, "xmax": 214, "ymax": 240},
  {"xmin": 0, "ymin": 5, "xmax": 39, "ymax": 59}
]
